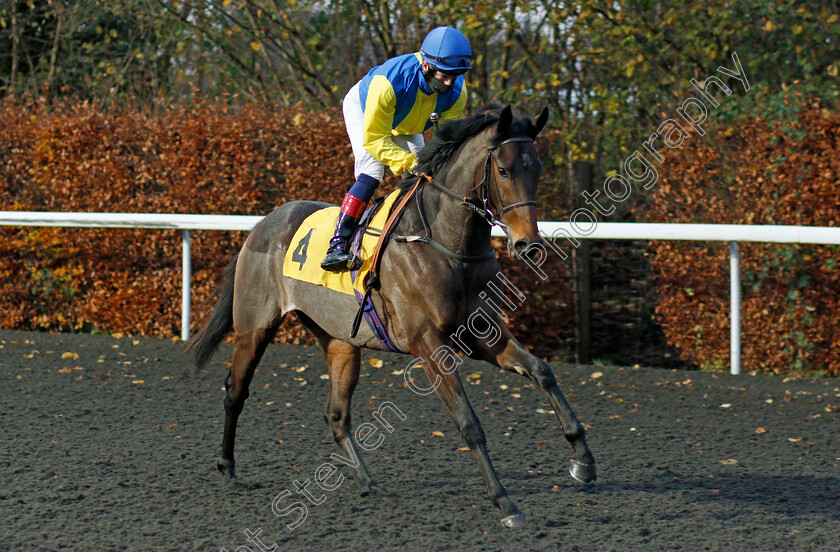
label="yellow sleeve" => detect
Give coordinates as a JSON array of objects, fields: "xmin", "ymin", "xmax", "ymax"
[
  {"xmin": 362, "ymin": 75, "xmax": 417, "ymax": 175},
  {"xmin": 439, "ymin": 83, "xmax": 467, "ymax": 122}
]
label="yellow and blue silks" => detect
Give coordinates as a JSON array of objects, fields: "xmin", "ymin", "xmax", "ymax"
[{"xmin": 358, "ymin": 52, "xmax": 467, "ymax": 175}]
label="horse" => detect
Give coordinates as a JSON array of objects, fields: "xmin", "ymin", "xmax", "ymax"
[{"xmin": 188, "ymin": 104, "xmax": 596, "ymax": 528}]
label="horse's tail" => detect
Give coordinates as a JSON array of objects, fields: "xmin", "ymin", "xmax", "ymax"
[{"xmin": 187, "ymin": 253, "xmax": 238, "ymax": 373}]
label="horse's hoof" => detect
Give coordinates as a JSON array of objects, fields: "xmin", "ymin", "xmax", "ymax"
[
  {"xmin": 500, "ymin": 514, "xmax": 528, "ymax": 528},
  {"xmin": 223, "ymin": 473, "xmax": 237, "ymax": 485},
  {"xmin": 569, "ymin": 459, "xmax": 597, "ymax": 484},
  {"xmin": 360, "ymin": 483, "xmax": 391, "ymax": 499},
  {"xmin": 217, "ymin": 458, "xmax": 236, "ymax": 480}
]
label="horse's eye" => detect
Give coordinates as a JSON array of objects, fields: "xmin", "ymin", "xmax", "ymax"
[{"xmin": 498, "ymin": 167, "xmax": 508, "ymax": 178}]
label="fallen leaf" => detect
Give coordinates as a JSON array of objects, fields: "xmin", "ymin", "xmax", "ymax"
[
  {"xmin": 466, "ymin": 373, "xmax": 481, "ymax": 380},
  {"xmin": 590, "ymin": 371, "xmax": 603, "ymax": 379},
  {"xmin": 168, "ymin": 424, "xmax": 177, "ymax": 429},
  {"xmin": 293, "ymin": 365, "xmax": 307, "ymax": 373},
  {"xmin": 132, "ymin": 380, "xmax": 144, "ymax": 384},
  {"xmin": 755, "ymin": 427, "xmax": 767, "ymax": 434},
  {"xmin": 319, "ymin": 374, "xmax": 330, "ymax": 380},
  {"xmin": 431, "ymin": 430, "xmax": 445, "ymax": 437},
  {"xmin": 720, "ymin": 459, "xmax": 738, "ymax": 465},
  {"xmin": 788, "ymin": 437, "xmax": 803, "ymax": 442},
  {"xmin": 720, "ymin": 403, "xmax": 732, "ymax": 408},
  {"xmin": 58, "ymin": 368, "xmax": 73, "ymax": 374},
  {"xmin": 537, "ymin": 439, "xmax": 547, "ymax": 446},
  {"xmin": 369, "ymin": 358, "xmax": 384, "ymax": 368},
  {"xmin": 61, "ymin": 352, "xmax": 79, "ymax": 360},
  {"xmin": 457, "ymin": 447, "xmax": 470, "ymax": 452}
]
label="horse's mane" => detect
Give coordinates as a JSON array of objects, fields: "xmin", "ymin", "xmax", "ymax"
[{"xmin": 415, "ymin": 104, "xmax": 538, "ymax": 177}]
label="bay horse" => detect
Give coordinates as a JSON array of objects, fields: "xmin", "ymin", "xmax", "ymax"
[{"xmin": 189, "ymin": 105, "xmax": 596, "ymax": 528}]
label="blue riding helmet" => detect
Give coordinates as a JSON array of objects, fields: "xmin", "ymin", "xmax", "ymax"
[{"xmin": 420, "ymin": 26, "xmax": 472, "ymax": 74}]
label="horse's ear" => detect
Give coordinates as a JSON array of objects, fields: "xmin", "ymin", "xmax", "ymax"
[
  {"xmin": 497, "ymin": 105, "xmax": 513, "ymax": 136},
  {"xmin": 531, "ymin": 106, "xmax": 549, "ymax": 138}
]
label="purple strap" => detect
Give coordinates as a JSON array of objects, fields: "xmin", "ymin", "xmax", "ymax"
[{"xmin": 348, "ymin": 218, "xmax": 406, "ymax": 354}]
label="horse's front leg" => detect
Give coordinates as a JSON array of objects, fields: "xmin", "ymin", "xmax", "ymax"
[
  {"xmin": 476, "ymin": 323, "xmax": 596, "ymax": 484},
  {"xmin": 410, "ymin": 330, "xmax": 527, "ymax": 528}
]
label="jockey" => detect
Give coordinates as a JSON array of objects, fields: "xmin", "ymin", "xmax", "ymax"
[{"xmin": 321, "ymin": 26, "xmax": 472, "ymax": 272}]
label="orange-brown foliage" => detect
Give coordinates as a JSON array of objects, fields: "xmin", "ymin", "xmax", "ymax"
[
  {"xmin": 641, "ymin": 98, "xmax": 840, "ymax": 375},
  {"xmin": 0, "ymin": 99, "xmax": 574, "ymax": 358}
]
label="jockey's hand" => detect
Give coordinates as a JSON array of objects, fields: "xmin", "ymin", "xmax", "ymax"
[{"xmin": 403, "ymin": 166, "xmax": 425, "ymax": 181}]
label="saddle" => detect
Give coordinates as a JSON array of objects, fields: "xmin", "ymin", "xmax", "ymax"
[{"xmin": 281, "ymin": 180, "xmax": 422, "ymax": 352}]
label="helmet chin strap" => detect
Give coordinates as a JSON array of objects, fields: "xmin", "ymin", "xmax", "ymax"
[{"xmin": 423, "ymin": 66, "xmax": 452, "ymax": 95}]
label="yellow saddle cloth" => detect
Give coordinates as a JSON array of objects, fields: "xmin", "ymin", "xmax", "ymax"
[{"xmin": 282, "ymin": 189, "xmax": 403, "ymax": 296}]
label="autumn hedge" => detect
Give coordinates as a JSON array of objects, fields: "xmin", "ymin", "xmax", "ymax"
[
  {"xmin": 0, "ymin": 98, "xmax": 574, "ymax": 356},
  {"xmin": 643, "ymin": 96, "xmax": 840, "ymax": 376},
  {"xmin": 4, "ymin": 96, "xmax": 836, "ymax": 375}
]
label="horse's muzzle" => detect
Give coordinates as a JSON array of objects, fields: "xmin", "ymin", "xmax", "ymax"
[{"xmin": 511, "ymin": 236, "xmax": 544, "ymax": 262}]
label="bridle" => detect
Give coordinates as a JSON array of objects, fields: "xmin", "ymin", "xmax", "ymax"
[
  {"xmin": 424, "ymin": 135, "xmax": 537, "ymax": 232},
  {"xmin": 350, "ymin": 134, "xmax": 539, "ymax": 339}
]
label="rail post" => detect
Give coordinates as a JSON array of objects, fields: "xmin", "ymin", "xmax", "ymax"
[
  {"xmin": 181, "ymin": 229, "xmax": 191, "ymax": 341},
  {"xmin": 729, "ymin": 241, "xmax": 741, "ymax": 375}
]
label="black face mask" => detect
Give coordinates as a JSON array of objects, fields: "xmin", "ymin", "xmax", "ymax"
[{"xmin": 424, "ymin": 67, "xmax": 452, "ymax": 95}]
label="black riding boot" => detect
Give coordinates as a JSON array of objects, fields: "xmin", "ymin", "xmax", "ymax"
[{"xmin": 321, "ymin": 211, "xmax": 363, "ymax": 272}]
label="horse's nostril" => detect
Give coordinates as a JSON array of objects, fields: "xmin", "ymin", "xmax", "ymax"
[{"xmin": 514, "ymin": 238, "xmax": 543, "ymax": 261}]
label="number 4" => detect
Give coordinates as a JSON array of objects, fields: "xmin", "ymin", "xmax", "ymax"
[{"xmin": 292, "ymin": 228, "xmax": 314, "ymax": 271}]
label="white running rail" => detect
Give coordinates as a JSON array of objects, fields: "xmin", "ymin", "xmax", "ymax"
[{"xmin": 3, "ymin": 211, "xmax": 840, "ymax": 374}]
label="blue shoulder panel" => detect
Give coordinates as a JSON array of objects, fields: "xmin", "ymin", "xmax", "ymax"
[
  {"xmin": 358, "ymin": 52, "xmax": 466, "ymax": 131},
  {"xmin": 360, "ymin": 53, "xmax": 423, "ymax": 129}
]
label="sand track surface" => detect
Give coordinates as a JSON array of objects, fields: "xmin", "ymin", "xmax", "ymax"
[{"xmin": 1, "ymin": 330, "xmax": 838, "ymax": 551}]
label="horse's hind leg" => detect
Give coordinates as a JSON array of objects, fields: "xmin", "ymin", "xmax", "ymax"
[
  {"xmin": 218, "ymin": 324, "xmax": 280, "ymax": 480},
  {"xmin": 323, "ymin": 339, "xmax": 383, "ymax": 496},
  {"xmin": 296, "ymin": 313, "xmax": 380, "ymax": 496}
]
